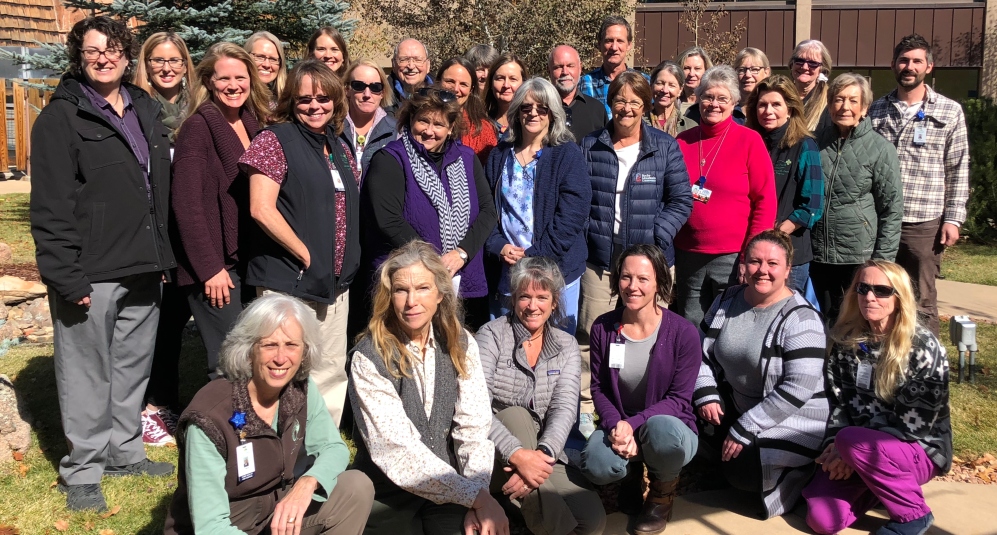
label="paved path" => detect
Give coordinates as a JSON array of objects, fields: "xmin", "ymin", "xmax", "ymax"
[
  {"xmin": 938, "ymin": 279, "xmax": 997, "ymax": 324},
  {"xmin": 603, "ymin": 480, "xmax": 997, "ymax": 534},
  {"xmin": 0, "ymin": 179, "xmax": 30, "ymax": 194}
]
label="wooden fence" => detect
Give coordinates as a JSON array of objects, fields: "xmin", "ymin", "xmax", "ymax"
[{"xmin": 2, "ymin": 78, "xmax": 56, "ymax": 173}]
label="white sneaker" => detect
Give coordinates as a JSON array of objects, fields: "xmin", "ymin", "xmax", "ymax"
[
  {"xmin": 578, "ymin": 412, "xmax": 596, "ymax": 439},
  {"xmin": 142, "ymin": 412, "xmax": 176, "ymax": 446}
]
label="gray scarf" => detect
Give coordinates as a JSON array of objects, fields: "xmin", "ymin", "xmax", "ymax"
[{"xmin": 401, "ymin": 130, "xmax": 470, "ymax": 253}]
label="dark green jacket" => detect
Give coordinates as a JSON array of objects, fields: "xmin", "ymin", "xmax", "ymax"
[{"xmin": 812, "ymin": 117, "xmax": 903, "ymax": 264}]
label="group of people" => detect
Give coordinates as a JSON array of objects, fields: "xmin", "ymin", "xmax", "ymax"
[{"xmin": 29, "ymin": 11, "xmax": 966, "ymax": 535}]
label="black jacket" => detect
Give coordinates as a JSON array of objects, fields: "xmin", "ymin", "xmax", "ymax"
[{"xmin": 29, "ymin": 74, "xmax": 175, "ymax": 302}]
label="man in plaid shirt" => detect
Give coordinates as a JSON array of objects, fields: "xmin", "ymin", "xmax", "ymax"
[
  {"xmin": 869, "ymin": 34, "xmax": 970, "ymax": 335},
  {"xmin": 578, "ymin": 15, "xmax": 649, "ymax": 117}
]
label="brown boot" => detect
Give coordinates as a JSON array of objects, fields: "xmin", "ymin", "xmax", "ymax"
[{"xmin": 633, "ymin": 476, "xmax": 679, "ymax": 535}]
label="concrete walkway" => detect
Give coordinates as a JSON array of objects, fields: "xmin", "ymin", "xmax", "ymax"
[
  {"xmin": 0, "ymin": 178, "xmax": 30, "ymax": 194},
  {"xmin": 603, "ymin": 480, "xmax": 997, "ymax": 534},
  {"xmin": 937, "ymin": 279, "xmax": 997, "ymax": 324}
]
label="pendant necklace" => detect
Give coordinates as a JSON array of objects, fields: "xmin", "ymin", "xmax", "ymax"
[{"xmin": 698, "ymin": 122, "xmax": 733, "ymax": 177}]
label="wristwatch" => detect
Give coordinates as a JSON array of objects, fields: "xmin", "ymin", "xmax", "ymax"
[
  {"xmin": 457, "ymin": 249, "xmax": 468, "ymax": 262},
  {"xmin": 537, "ymin": 445, "xmax": 555, "ymax": 459}
]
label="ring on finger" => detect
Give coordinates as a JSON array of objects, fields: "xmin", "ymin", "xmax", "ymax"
[{"xmin": 287, "ymin": 516, "xmax": 295, "ymax": 523}]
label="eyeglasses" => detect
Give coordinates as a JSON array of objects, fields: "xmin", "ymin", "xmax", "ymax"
[
  {"xmin": 251, "ymin": 53, "xmax": 281, "ymax": 66},
  {"xmin": 792, "ymin": 57, "xmax": 822, "ymax": 70},
  {"xmin": 296, "ymin": 95, "xmax": 332, "ymax": 105},
  {"xmin": 350, "ymin": 80, "xmax": 385, "ymax": 94},
  {"xmin": 82, "ymin": 47, "xmax": 124, "ymax": 62},
  {"xmin": 611, "ymin": 99, "xmax": 643, "ymax": 110},
  {"xmin": 856, "ymin": 282, "xmax": 896, "ymax": 299},
  {"xmin": 519, "ymin": 103, "xmax": 550, "ymax": 116},
  {"xmin": 416, "ymin": 86, "xmax": 457, "ymax": 103},
  {"xmin": 148, "ymin": 57, "xmax": 184, "ymax": 69},
  {"xmin": 700, "ymin": 95, "xmax": 732, "ymax": 105},
  {"xmin": 396, "ymin": 56, "xmax": 427, "ymax": 66},
  {"xmin": 736, "ymin": 66, "xmax": 766, "ymax": 76}
]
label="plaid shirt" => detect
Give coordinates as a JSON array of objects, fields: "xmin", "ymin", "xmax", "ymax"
[
  {"xmin": 868, "ymin": 86, "xmax": 970, "ymax": 224},
  {"xmin": 578, "ymin": 66, "xmax": 650, "ymax": 117}
]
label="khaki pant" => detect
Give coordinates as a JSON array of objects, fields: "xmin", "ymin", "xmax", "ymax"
[
  {"xmin": 576, "ymin": 264, "xmax": 617, "ymax": 414},
  {"xmin": 278, "ymin": 470, "xmax": 374, "ymax": 534},
  {"xmin": 259, "ymin": 287, "xmax": 350, "ymax": 426}
]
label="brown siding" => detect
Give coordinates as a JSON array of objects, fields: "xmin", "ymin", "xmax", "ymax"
[{"xmin": 837, "ymin": 10, "xmax": 858, "ymax": 67}]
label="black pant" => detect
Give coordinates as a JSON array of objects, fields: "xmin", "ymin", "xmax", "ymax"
[
  {"xmin": 144, "ymin": 281, "xmax": 191, "ymax": 412},
  {"xmin": 186, "ymin": 267, "xmax": 252, "ymax": 378},
  {"xmin": 809, "ymin": 262, "xmax": 861, "ymax": 326},
  {"xmin": 697, "ymin": 385, "xmax": 763, "ymax": 495}
]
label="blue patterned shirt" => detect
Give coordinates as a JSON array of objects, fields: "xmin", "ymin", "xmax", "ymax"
[
  {"xmin": 497, "ymin": 149, "xmax": 537, "ymax": 294},
  {"xmin": 578, "ymin": 66, "xmax": 650, "ymax": 116}
]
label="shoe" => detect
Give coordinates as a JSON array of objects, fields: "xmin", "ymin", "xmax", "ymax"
[
  {"xmin": 876, "ymin": 512, "xmax": 935, "ymax": 535},
  {"xmin": 616, "ymin": 464, "xmax": 645, "ymax": 516},
  {"xmin": 104, "ymin": 458, "xmax": 175, "ymax": 477},
  {"xmin": 62, "ymin": 483, "xmax": 108, "ymax": 512},
  {"xmin": 578, "ymin": 412, "xmax": 596, "ymax": 439},
  {"xmin": 633, "ymin": 476, "xmax": 679, "ymax": 535},
  {"xmin": 142, "ymin": 412, "xmax": 175, "ymax": 446},
  {"xmin": 156, "ymin": 408, "xmax": 180, "ymax": 435}
]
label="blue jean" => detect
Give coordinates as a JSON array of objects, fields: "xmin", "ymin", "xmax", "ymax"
[
  {"xmin": 490, "ymin": 276, "xmax": 581, "ymax": 335},
  {"xmin": 788, "ymin": 262, "xmax": 810, "ymax": 295},
  {"xmin": 579, "ymin": 415, "xmax": 698, "ymax": 485}
]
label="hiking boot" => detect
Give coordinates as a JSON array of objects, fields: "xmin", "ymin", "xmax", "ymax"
[
  {"xmin": 104, "ymin": 458, "xmax": 175, "ymax": 477},
  {"xmin": 876, "ymin": 512, "xmax": 935, "ymax": 535},
  {"xmin": 633, "ymin": 476, "xmax": 679, "ymax": 535},
  {"xmin": 616, "ymin": 464, "xmax": 645, "ymax": 516},
  {"xmin": 62, "ymin": 483, "xmax": 108, "ymax": 512},
  {"xmin": 142, "ymin": 411, "xmax": 175, "ymax": 446}
]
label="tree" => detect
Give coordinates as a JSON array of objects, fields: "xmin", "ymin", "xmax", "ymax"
[
  {"xmin": 679, "ymin": 0, "xmax": 745, "ymax": 66},
  {"xmin": 357, "ymin": 0, "xmax": 636, "ymax": 77}
]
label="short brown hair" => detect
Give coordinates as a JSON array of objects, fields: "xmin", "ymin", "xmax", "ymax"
[
  {"xmin": 598, "ymin": 16, "xmax": 633, "ymax": 43},
  {"xmin": 744, "ymin": 229, "xmax": 794, "ymax": 267},
  {"xmin": 307, "ymin": 26, "xmax": 351, "ymax": 76},
  {"xmin": 397, "ymin": 85, "xmax": 465, "ymax": 140},
  {"xmin": 611, "ymin": 244, "xmax": 673, "ymax": 305},
  {"xmin": 275, "ymin": 59, "xmax": 348, "ymax": 136},
  {"xmin": 66, "ymin": 16, "xmax": 135, "ymax": 79},
  {"xmin": 608, "ymin": 71, "xmax": 652, "ymax": 111}
]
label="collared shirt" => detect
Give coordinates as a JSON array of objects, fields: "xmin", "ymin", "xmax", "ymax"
[
  {"xmin": 868, "ymin": 85, "xmax": 970, "ymax": 225},
  {"xmin": 79, "ymin": 82, "xmax": 150, "ymax": 193},
  {"xmin": 566, "ymin": 91, "xmax": 609, "ymax": 142},
  {"xmin": 578, "ymin": 65, "xmax": 651, "ymax": 116}
]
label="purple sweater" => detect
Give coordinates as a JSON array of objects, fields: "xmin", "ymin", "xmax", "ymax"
[{"xmin": 590, "ymin": 306, "xmax": 700, "ymax": 432}]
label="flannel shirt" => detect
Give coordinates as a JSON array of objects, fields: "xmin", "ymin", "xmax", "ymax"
[
  {"xmin": 578, "ymin": 65, "xmax": 650, "ymax": 117},
  {"xmin": 868, "ymin": 86, "xmax": 970, "ymax": 225}
]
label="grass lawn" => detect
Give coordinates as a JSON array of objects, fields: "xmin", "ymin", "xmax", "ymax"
[
  {"xmin": 0, "ymin": 194, "xmax": 33, "ymax": 263},
  {"xmin": 942, "ymin": 242, "xmax": 997, "ymax": 286}
]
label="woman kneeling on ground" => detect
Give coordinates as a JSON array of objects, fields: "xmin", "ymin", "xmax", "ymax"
[
  {"xmin": 694, "ymin": 230, "xmax": 828, "ymax": 518},
  {"xmin": 803, "ymin": 260, "xmax": 951, "ymax": 535},
  {"xmin": 348, "ymin": 241, "xmax": 509, "ymax": 535},
  {"xmin": 580, "ymin": 244, "xmax": 701, "ymax": 535},
  {"xmin": 476, "ymin": 256, "xmax": 606, "ymax": 535},
  {"xmin": 164, "ymin": 293, "xmax": 375, "ymax": 534}
]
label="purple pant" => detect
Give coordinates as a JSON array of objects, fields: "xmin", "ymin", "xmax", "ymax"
[{"xmin": 802, "ymin": 427, "xmax": 937, "ymax": 534}]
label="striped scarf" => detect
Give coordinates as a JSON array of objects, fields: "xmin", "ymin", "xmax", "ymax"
[{"xmin": 401, "ymin": 130, "xmax": 470, "ymax": 253}]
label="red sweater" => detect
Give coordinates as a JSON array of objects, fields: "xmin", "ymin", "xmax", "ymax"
[
  {"xmin": 674, "ymin": 116, "xmax": 776, "ymax": 254},
  {"xmin": 460, "ymin": 110, "xmax": 498, "ymax": 164}
]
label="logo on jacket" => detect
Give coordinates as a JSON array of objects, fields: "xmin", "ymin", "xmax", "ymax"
[{"xmin": 635, "ymin": 173, "xmax": 656, "ymax": 184}]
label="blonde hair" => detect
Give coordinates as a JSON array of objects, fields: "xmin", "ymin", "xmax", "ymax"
[
  {"xmin": 133, "ymin": 32, "xmax": 192, "ymax": 100},
  {"xmin": 790, "ymin": 40, "xmax": 833, "ymax": 131},
  {"xmin": 344, "ymin": 59, "xmax": 394, "ymax": 109},
  {"xmin": 364, "ymin": 241, "xmax": 469, "ymax": 379},
  {"xmin": 184, "ymin": 42, "xmax": 272, "ymax": 127},
  {"xmin": 244, "ymin": 31, "xmax": 288, "ymax": 97},
  {"xmin": 831, "ymin": 260, "xmax": 919, "ymax": 402}
]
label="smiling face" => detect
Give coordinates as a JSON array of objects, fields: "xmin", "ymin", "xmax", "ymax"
[
  {"xmin": 736, "ymin": 57, "xmax": 769, "ymax": 97},
  {"xmin": 830, "ymin": 84, "xmax": 866, "ymax": 132},
  {"xmin": 251, "ymin": 319, "xmax": 304, "ymax": 396},
  {"xmin": 293, "ymin": 74, "xmax": 335, "ymax": 133},
  {"xmin": 519, "ymin": 94, "xmax": 551, "ymax": 139},
  {"xmin": 611, "ymin": 84, "xmax": 644, "ymax": 131},
  {"xmin": 791, "ymin": 48, "xmax": 823, "ymax": 89},
  {"xmin": 599, "ymin": 24, "xmax": 631, "ymax": 70},
  {"xmin": 249, "ymin": 38, "xmax": 280, "ymax": 85},
  {"xmin": 744, "ymin": 241, "xmax": 790, "ymax": 299},
  {"xmin": 699, "ymin": 84, "xmax": 734, "ymax": 125},
  {"xmin": 411, "ymin": 109, "xmax": 453, "ymax": 152},
  {"xmin": 549, "ymin": 46, "xmax": 582, "ymax": 97},
  {"xmin": 312, "ymin": 34, "xmax": 345, "ymax": 74},
  {"xmin": 618, "ymin": 255, "xmax": 658, "ymax": 312},
  {"xmin": 211, "ymin": 56, "xmax": 251, "ymax": 112},
  {"xmin": 652, "ymin": 69, "xmax": 681, "ymax": 111},
  {"xmin": 515, "ymin": 281, "xmax": 555, "ymax": 335},
  {"xmin": 756, "ymin": 89, "xmax": 790, "ymax": 132},
  {"xmin": 893, "ymin": 48, "xmax": 933, "ymax": 91},
  {"xmin": 81, "ymin": 30, "xmax": 128, "ymax": 91},
  {"xmin": 856, "ymin": 266, "xmax": 897, "ymax": 329},
  {"xmin": 440, "ymin": 64, "xmax": 474, "ymax": 106},
  {"xmin": 393, "ymin": 39, "xmax": 430, "ymax": 87},
  {"xmin": 391, "ymin": 262, "xmax": 443, "ymax": 340},
  {"xmin": 682, "ymin": 55, "xmax": 706, "ymax": 93},
  {"xmin": 491, "ymin": 62, "xmax": 524, "ymax": 106},
  {"xmin": 147, "ymin": 41, "xmax": 186, "ymax": 94},
  {"xmin": 348, "ymin": 65, "xmax": 384, "ymax": 116}
]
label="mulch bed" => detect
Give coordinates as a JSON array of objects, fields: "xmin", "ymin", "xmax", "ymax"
[
  {"xmin": 0, "ymin": 262, "xmax": 39, "ymax": 281},
  {"xmin": 938, "ymin": 454, "xmax": 997, "ymax": 484}
]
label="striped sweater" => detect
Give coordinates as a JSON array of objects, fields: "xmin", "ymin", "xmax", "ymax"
[{"xmin": 695, "ymin": 286, "xmax": 829, "ymax": 518}]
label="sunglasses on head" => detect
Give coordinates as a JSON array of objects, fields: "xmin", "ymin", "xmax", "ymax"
[
  {"xmin": 416, "ymin": 86, "xmax": 457, "ymax": 103},
  {"xmin": 296, "ymin": 95, "xmax": 332, "ymax": 105},
  {"xmin": 349, "ymin": 80, "xmax": 385, "ymax": 94},
  {"xmin": 792, "ymin": 57, "xmax": 822, "ymax": 70},
  {"xmin": 855, "ymin": 282, "xmax": 896, "ymax": 298},
  {"xmin": 519, "ymin": 103, "xmax": 550, "ymax": 116}
]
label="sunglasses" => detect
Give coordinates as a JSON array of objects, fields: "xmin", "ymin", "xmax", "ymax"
[
  {"xmin": 416, "ymin": 86, "xmax": 457, "ymax": 103},
  {"xmin": 519, "ymin": 104, "xmax": 550, "ymax": 116},
  {"xmin": 296, "ymin": 95, "xmax": 332, "ymax": 105},
  {"xmin": 792, "ymin": 57, "xmax": 822, "ymax": 70},
  {"xmin": 855, "ymin": 282, "xmax": 896, "ymax": 299},
  {"xmin": 350, "ymin": 80, "xmax": 385, "ymax": 94}
]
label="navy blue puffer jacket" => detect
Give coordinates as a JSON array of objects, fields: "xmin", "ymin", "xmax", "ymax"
[{"xmin": 582, "ymin": 123, "xmax": 692, "ymax": 269}]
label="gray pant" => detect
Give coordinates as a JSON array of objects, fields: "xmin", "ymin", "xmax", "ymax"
[
  {"xmin": 580, "ymin": 415, "xmax": 698, "ymax": 485},
  {"xmin": 50, "ymin": 273, "xmax": 161, "ymax": 485},
  {"xmin": 490, "ymin": 407, "xmax": 607, "ymax": 535},
  {"xmin": 363, "ymin": 486, "xmax": 467, "ymax": 535},
  {"xmin": 673, "ymin": 250, "xmax": 738, "ymax": 329}
]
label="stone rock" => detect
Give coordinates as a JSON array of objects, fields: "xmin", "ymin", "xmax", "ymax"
[
  {"xmin": 5, "ymin": 306, "xmax": 22, "ymax": 324},
  {"xmin": 0, "ymin": 276, "xmax": 47, "ymax": 305},
  {"xmin": 0, "ymin": 374, "xmax": 32, "ymax": 464},
  {"xmin": 0, "ymin": 321, "xmax": 22, "ymax": 342},
  {"xmin": 0, "ymin": 243, "xmax": 12, "ymax": 265},
  {"xmin": 0, "ymin": 302, "xmax": 7, "ymax": 321},
  {"xmin": 23, "ymin": 298, "xmax": 50, "ymax": 329}
]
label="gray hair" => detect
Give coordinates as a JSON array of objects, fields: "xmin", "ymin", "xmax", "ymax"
[
  {"xmin": 217, "ymin": 293, "xmax": 321, "ymax": 382},
  {"xmin": 695, "ymin": 65, "xmax": 741, "ymax": 104},
  {"xmin": 508, "ymin": 256, "xmax": 567, "ymax": 327},
  {"xmin": 505, "ymin": 77, "xmax": 575, "ymax": 147},
  {"xmin": 828, "ymin": 72, "xmax": 874, "ymax": 112},
  {"xmin": 677, "ymin": 46, "xmax": 713, "ymax": 71},
  {"xmin": 465, "ymin": 44, "xmax": 499, "ymax": 70}
]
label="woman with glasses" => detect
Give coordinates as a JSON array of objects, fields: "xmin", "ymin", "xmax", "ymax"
[
  {"xmin": 308, "ymin": 26, "xmax": 351, "ymax": 78},
  {"xmin": 803, "ymin": 260, "xmax": 950, "ymax": 535},
  {"xmin": 244, "ymin": 31, "xmax": 287, "ymax": 102},
  {"xmin": 483, "ymin": 78, "xmax": 590, "ymax": 332},
  {"xmin": 733, "ymin": 48, "xmax": 770, "ymax": 108},
  {"xmin": 673, "ymin": 66, "xmax": 776, "ymax": 328},
  {"xmin": 577, "ymin": 72, "xmax": 692, "ymax": 440},
  {"xmin": 809, "ymin": 73, "xmax": 902, "ymax": 324},
  {"xmin": 438, "ymin": 57, "xmax": 498, "ymax": 163},
  {"xmin": 743, "ymin": 75, "xmax": 824, "ymax": 294},
  {"xmin": 789, "ymin": 40, "xmax": 833, "ymax": 134},
  {"xmin": 645, "ymin": 60, "xmax": 696, "ymax": 137},
  {"xmin": 132, "ymin": 31, "xmax": 193, "ymax": 446},
  {"xmin": 362, "ymin": 85, "xmax": 498, "ymax": 329},
  {"xmin": 695, "ymin": 230, "xmax": 828, "ymax": 519},
  {"xmin": 239, "ymin": 59, "xmax": 362, "ymax": 427},
  {"xmin": 172, "ymin": 42, "xmax": 271, "ymax": 388},
  {"xmin": 676, "ymin": 47, "xmax": 712, "ymax": 116},
  {"xmin": 343, "ymin": 59, "xmax": 397, "ymax": 175},
  {"xmin": 485, "ymin": 54, "xmax": 528, "ymax": 141}
]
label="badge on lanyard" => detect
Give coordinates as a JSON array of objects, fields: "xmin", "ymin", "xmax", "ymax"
[
  {"xmin": 331, "ymin": 169, "xmax": 346, "ymax": 192},
  {"xmin": 913, "ymin": 108, "xmax": 927, "ymax": 146},
  {"xmin": 229, "ymin": 411, "xmax": 256, "ymax": 482},
  {"xmin": 691, "ymin": 176, "xmax": 712, "ymax": 204},
  {"xmin": 856, "ymin": 342, "xmax": 874, "ymax": 390},
  {"xmin": 608, "ymin": 324, "xmax": 626, "ymax": 369}
]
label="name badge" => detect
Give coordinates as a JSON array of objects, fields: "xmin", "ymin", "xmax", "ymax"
[
  {"xmin": 331, "ymin": 169, "xmax": 346, "ymax": 192},
  {"xmin": 609, "ymin": 342, "xmax": 625, "ymax": 369},
  {"xmin": 236, "ymin": 442, "xmax": 256, "ymax": 482},
  {"xmin": 856, "ymin": 362, "xmax": 874, "ymax": 391},
  {"xmin": 913, "ymin": 125, "xmax": 927, "ymax": 145}
]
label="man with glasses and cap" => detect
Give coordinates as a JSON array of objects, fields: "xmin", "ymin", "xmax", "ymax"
[
  {"xmin": 549, "ymin": 44, "xmax": 607, "ymax": 143},
  {"xmin": 388, "ymin": 38, "xmax": 434, "ymax": 115}
]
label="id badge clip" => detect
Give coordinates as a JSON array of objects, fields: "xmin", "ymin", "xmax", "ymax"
[
  {"xmin": 913, "ymin": 109, "xmax": 927, "ymax": 146},
  {"xmin": 692, "ymin": 176, "xmax": 712, "ymax": 204},
  {"xmin": 608, "ymin": 324, "xmax": 625, "ymax": 369}
]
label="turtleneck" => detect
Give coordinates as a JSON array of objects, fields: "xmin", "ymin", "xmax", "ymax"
[
  {"xmin": 698, "ymin": 114, "xmax": 735, "ymax": 138},
  {"xmin": 762, "ymin": 122, "xmax": 790, "ymax": 151}
]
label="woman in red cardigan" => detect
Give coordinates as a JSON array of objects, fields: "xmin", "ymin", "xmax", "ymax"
[
  {"xmin": 674, "ymin": 65, "xmax": 777, "ymax": 328},
  {"xmin": 437, "ymin": 57, "xmax": 498, "ymax": 164}
]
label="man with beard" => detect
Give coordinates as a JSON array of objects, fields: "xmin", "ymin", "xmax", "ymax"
[
  {"xmin": 549, "ymin": 44, "xmax": 607, "ymax": 142},
  {"xmin": 868, "ymin": 34, "xmax": 969, "ymax": 335},
  {"xmin": 387, "ymin": 38, "xmax": 432, "ymax": 115},
  {"xmin": 578, "ymin": 16, "xmax": 649, "ymax": 116}
]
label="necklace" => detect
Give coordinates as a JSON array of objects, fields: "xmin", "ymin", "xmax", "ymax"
[
  {"xmin": 356, "ymin": 133, "xmax": 367, "ymax": 149},
  {"xmin": 524, "ymin": 331, "xmax": 543, "ymax": 348},
  {"xmin": 698, "ymin": 122, "xmax": 733, "ymax": 176}
]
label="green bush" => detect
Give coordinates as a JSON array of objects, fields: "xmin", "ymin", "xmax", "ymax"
[{"xmin": 962, "ymin": 97, "xmax": 997, "ymax": 244}]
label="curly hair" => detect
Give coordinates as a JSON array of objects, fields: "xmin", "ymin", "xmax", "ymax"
[{"xmin": 65, "ymin": 16, "xmax": 136, "ymax": 79}]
